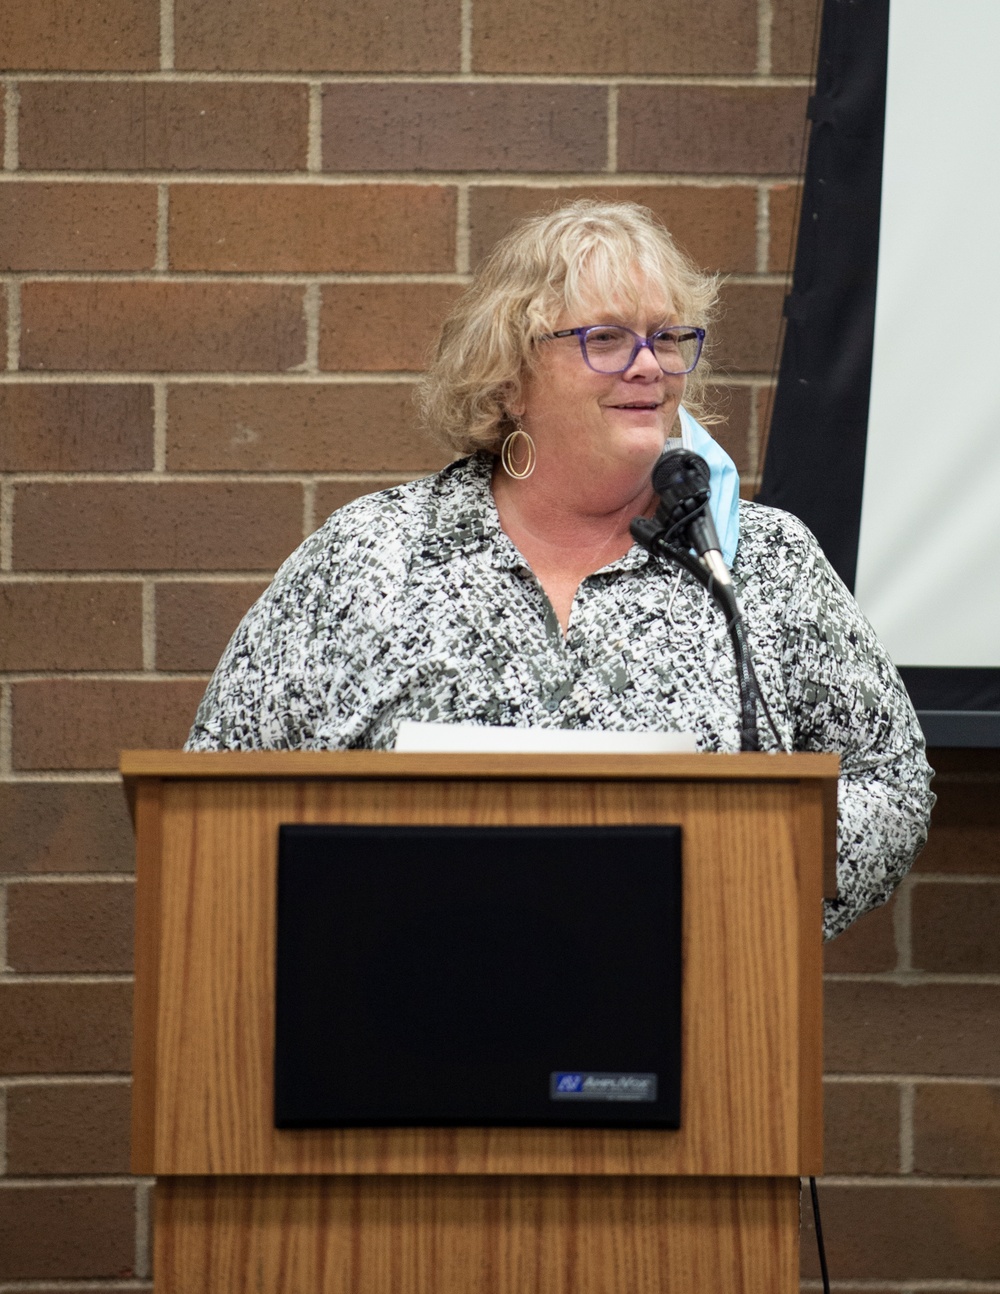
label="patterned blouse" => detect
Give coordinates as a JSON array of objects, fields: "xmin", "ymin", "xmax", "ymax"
[{"xmin": 187, "ymin": 453, "xmax": 934, "ymax": 938}]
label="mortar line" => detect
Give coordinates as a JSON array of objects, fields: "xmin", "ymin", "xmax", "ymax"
[
  {"xmin": 0, "ymin": 371, "xmax": 423, "ymax": 387},
  {"xmin": 0, "ymin": 880, "xmax": 8, "ymax": 974},
  {"xmin": 135, "ymin": 1177, "xmax": 153, "ymax": 1280},
  {"xmin": 0, "ymin": 468, "xmax": 425, "ymax": 485},
  {"xmin": 160, "ymin": 0, "xmax": 175, "ymax": 71},
  {"xmin": 757, "ymin": 0, "xmax": 774, "ymax": 75},
  {"xmin": 302, "ymin": 283, "xmax": 321, "ymax": 374},
  {"xmin": 0, "ymin": 170, "xmax": 805, "ymax": 187},
  {"xmin": 1, "ymin": 769, "xmax": 121, "ymax": 783},
  {"xmin": 0, "ymin": 479, "xmax": 12, "ymax": 571},
  {"xmin": 824, "ymin": 970, "xmax": 1000, "ymax": 985},
  {"xmin": 0, "ymin": 972, "xmax": 133, "ymax": 984},
  {"xmin": 6, "ymin": 279, "xmax": 20, "ymax": 372},
  {"xmin": 900, "ymin": 1080, "xmax": 915, "ymax": 1174},
  {"xmin": 455, "ymin": 183, "xmax": 470, "ymax": 274},
  {"xmin": 755, "ymin": 183, "xmax": 770, "ymax": 273},
  {"xmin": 142, "ymin": 581, "xmax": 156, "ymax": 672},
  {"xmin": 745, "ymin": 378, "xmax": 760, "ymax": 477},
  {"xmin": 2, "ymin": 70, "xmax": 815, "ymax": 87},
  {"xmin": 895, "ymin": 875, "xmax": 914, "ymax": 973},
  {"xmin": 1, "ymin": 668, "xmax": 215, "ymax": 682},
  {"xmin": 0, "ymin": 1073, "xmax": 133, "ymax": 1086},
  {"xmin": 302, "ymin": 480, "xmax": 316, "ymax": 538},
  {"xmin": 3, "ymin": 82, "xmax": 18, "ymax": 172},
  {"xmin": 152, "ymin": 382, "xmax": 168, "ymax": 471},
  {"xmin": 460, "ymin": 0, "xmax": 474, "ymax": 74},
  {"xmin": 3, "ymin": 874, "xmax": 135, "ymax": 885},
  {"xmin": 155, "ymin": 184, "xmax": 169, "ymax": 271},
  {"xmin": 909, "ymin": 874, "xmax": 1000, "ymax": 885},
  {"xmin": 307, "ymin": 83, "xmax": 323, "ymax": 172},
  {"xmin": 606, "ymin": 85, "xmax": 618, "ymax": 173},
  {"xmin": 0, "ymin": 682, "xmax": 10, "ymax": 780}
]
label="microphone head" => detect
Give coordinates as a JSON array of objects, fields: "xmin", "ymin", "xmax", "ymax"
[{"xmin": 651, "ymin": 448, "xmax": 711, "ymax": 532}]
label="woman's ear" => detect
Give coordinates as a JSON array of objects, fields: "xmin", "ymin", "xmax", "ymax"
[{"xmin": 500, "ymin": 382, "xmax": 525, "ymax": 420}]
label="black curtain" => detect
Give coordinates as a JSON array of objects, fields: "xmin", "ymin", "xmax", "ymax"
[{"xmin": 757, "ymin": 0, "xmax": 889, "ymax": 593}]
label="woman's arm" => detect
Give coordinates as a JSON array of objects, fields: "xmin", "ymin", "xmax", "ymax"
[{"xmin": 777, "ymin": 518, "xmax": 935, "ymax": 939}]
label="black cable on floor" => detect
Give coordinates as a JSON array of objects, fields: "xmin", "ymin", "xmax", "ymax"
[{"xmin": 809, "ymin": 1175, "xmax": 831, "ymax": 1294}]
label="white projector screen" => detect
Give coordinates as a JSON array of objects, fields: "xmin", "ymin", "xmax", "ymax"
[{"xmin": 854, "ymin": 1, "xmax": 1000, "ymax": 667}]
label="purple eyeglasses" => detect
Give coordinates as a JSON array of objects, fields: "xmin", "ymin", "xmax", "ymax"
[{"xmin": 538, "ymin": 324, "xmax": 706, "ymax": 375}]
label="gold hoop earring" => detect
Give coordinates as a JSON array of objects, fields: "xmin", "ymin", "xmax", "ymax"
[{"xmin": 500, "ymin": 425, "xmax": 536, "ymax": 480}]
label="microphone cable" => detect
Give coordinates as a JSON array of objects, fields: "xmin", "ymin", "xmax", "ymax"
[{"xmin": 809, "ymin": 1175, "xmax": 831, "ymax": 1294}]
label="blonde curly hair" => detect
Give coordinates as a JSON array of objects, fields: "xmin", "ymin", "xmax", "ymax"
[{"xmin": 417, "ymin": 199, "xmax": 720, "ymax": 456}]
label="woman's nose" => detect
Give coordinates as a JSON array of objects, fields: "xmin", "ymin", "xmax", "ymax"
[{"xmin": 625, "ymin": 340, "xmax": 662, "ymax": 376}]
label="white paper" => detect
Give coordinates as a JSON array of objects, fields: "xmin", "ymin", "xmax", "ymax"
[
  {"xmin": 394, "ymin": 721, "xmax": 697, "ymax": 754},
  {"xmin": 855, "ymin": 1, "xmax": 1000, "ymax": 666}
]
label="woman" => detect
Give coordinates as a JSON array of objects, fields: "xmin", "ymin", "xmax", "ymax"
[{"xmin": 187, "ymin": 200, "xmax": 933, "ymax": 938}]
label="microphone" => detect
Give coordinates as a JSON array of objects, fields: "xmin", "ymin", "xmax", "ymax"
[{"xmin": 650, "ymin": 449, "xmax": 731, "ymax": 587}]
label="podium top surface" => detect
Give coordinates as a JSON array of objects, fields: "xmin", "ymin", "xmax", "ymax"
[{"xmin": 121, "ymin": 749, "xmax": 839, "ymax": 785}]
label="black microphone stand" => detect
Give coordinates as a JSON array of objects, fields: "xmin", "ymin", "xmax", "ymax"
[{"xmin": 630, "ymin": 516, "xmax": 761, "ymax": 753}]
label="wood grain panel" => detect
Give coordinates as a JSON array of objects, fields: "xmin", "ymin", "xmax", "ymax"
[
  {"xmin": 155, "ymin": 1175, "xmax": 800, "ymax": 1294},
  {"xmin": 794, "ymin": 781, "xmax": 826, "ymax": 1174},
  {"xmin": 122, "ymin": 748, "xmax": 839, "ymax": 783},
  {"xmin": 146, "ymin": 775, "xmax": 818, "ymax": 1176}
]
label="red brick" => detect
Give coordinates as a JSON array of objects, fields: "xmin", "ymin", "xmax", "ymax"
[
  {"xmin": 6, "ymin": 1081, "xmax": 131, "ymax": 1175},
  {"xmin": 823, "ymin": 888, "xmax": 898, "ymax": 974},
  {"xmin": 155, "ymin": 580, "xmax": 269, "ymax": 672},
  {"xmin": 0, "ymin": 182, "xmax": 156, "ymax": 271},
  {"xmin": 0, "ymin": 783, "xmax": 134, "ymax": 875},
  {"xmin": 320, "ymin": 283, "xmax": 464, "ymax": 373},
  {"xmin": 0, "ymin": 1183, "xmax": 135, "ymax": 1280},
  {"xmin": 322, "ymin": 84, "xmax": 607, "ymax": 173},
  {"xmin": 618, "ymin": 86, "xmax": 810, "ymax": 175},
  {"xmin": 170, "ymin": 183, "xmax": 457, "ymax": 273},
  {"xmin": 0, "ymin": 384, "xmax": 154, "ymax": 471},
  {"xmin": 771, "ymin": 0, "xmax": 822, "ymax": 76},
  {"xmin": 314, "ymin": 477, "xmax": 416, "ymax": 521},
  {"xmin": 468, "ymin": 185, "xmax": 758, "ymax": 274},
  {"xmin": 7, "ymin": 880, "xmax": 135, "ymax": 973},
  {"xmin": 914, "ymin": 1082, "xmax": 1000, "ymax": 1176},
  {"xmin": 916, "ymin": 777, "xmax": 1000, "ymax": 874},
  {"xmin": 0, "ymin": 981, "xmax": 132, "ymax": 1072},
  {"xmin": 0, "ymin": 581, "xmax": 143, "ymax": 670},
  {"xmin": 13, "ymin": 481, "xmax": 304, "ymax": 571},
  {"xmin": 825, "ymin": 982, "xmax": 1000, "ymax": 1076},
  {"xmin": 911, "ymin": 881, "xmax": 1000, "ymax": 973},
  {"xmin": 699, "ymin": 385, "xmax": 752, "ymax": 475},
  {"xmin": 768, "ymin": 182, "xmax": 802, "ymax": 273},
  {"xmin": 712, "ymin": 282, "xmax": 785, "ymax": 375},
  {"xmin": 474, "ymin": 0, "xmax": 756, "ymax": 73},
  {"xmin": 166, "ymin": 384, "xmax": 450, "ymax": 473},
  {"xmin": 175, "ymin": 0, "xmax": 459, "ymax": 71},
  {"xmin": 19, "ymin": 81, "xmax": 307, "ymax": 171},
  {"xmin": 823, "ymin": 1080, "xmax": 900, "ymax": 1174},
  {"xmin": 20, "ymin": 282, "xmax": 306, "ymax": 373},
  {"xmin": 0, "ymin": 0, "xmax": 157, "ymax": 71},
  {"xmin": 12, "ymin": 679, "xmax": 208, "ymax": 770},
  {"xmin": 800, "ymin": 1183, "xmax": 1000, "ymax": 1282}
]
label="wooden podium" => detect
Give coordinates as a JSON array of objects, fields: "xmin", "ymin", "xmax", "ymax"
[{"xmin": 122, "ymin": 749, "xmax": 838, "ymax": 1294}]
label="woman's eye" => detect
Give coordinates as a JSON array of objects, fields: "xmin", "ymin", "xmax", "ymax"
[{"xmin": 588, "ymin": 329, "xmax": 625, "ymax": 345}]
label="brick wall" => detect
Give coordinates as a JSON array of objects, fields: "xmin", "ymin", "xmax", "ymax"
[{"xmin": 1, "ymin": 1, "xmax": 997, "ymax": 1289}]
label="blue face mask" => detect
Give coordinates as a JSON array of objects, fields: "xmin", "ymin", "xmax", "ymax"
[{"xmin": 676, "ymin": 405, "xmax": 741, "ymax": 568}]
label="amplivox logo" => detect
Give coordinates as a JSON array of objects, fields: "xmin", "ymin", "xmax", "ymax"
[{"xmin": 550, "ymin": 1072, "xmax": 657, "ymax": 1102}]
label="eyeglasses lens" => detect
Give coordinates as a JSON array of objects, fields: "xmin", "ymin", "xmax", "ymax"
[{"xmin": 582, "ymin": 327, "xmax": 700, "ymax": 374}]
